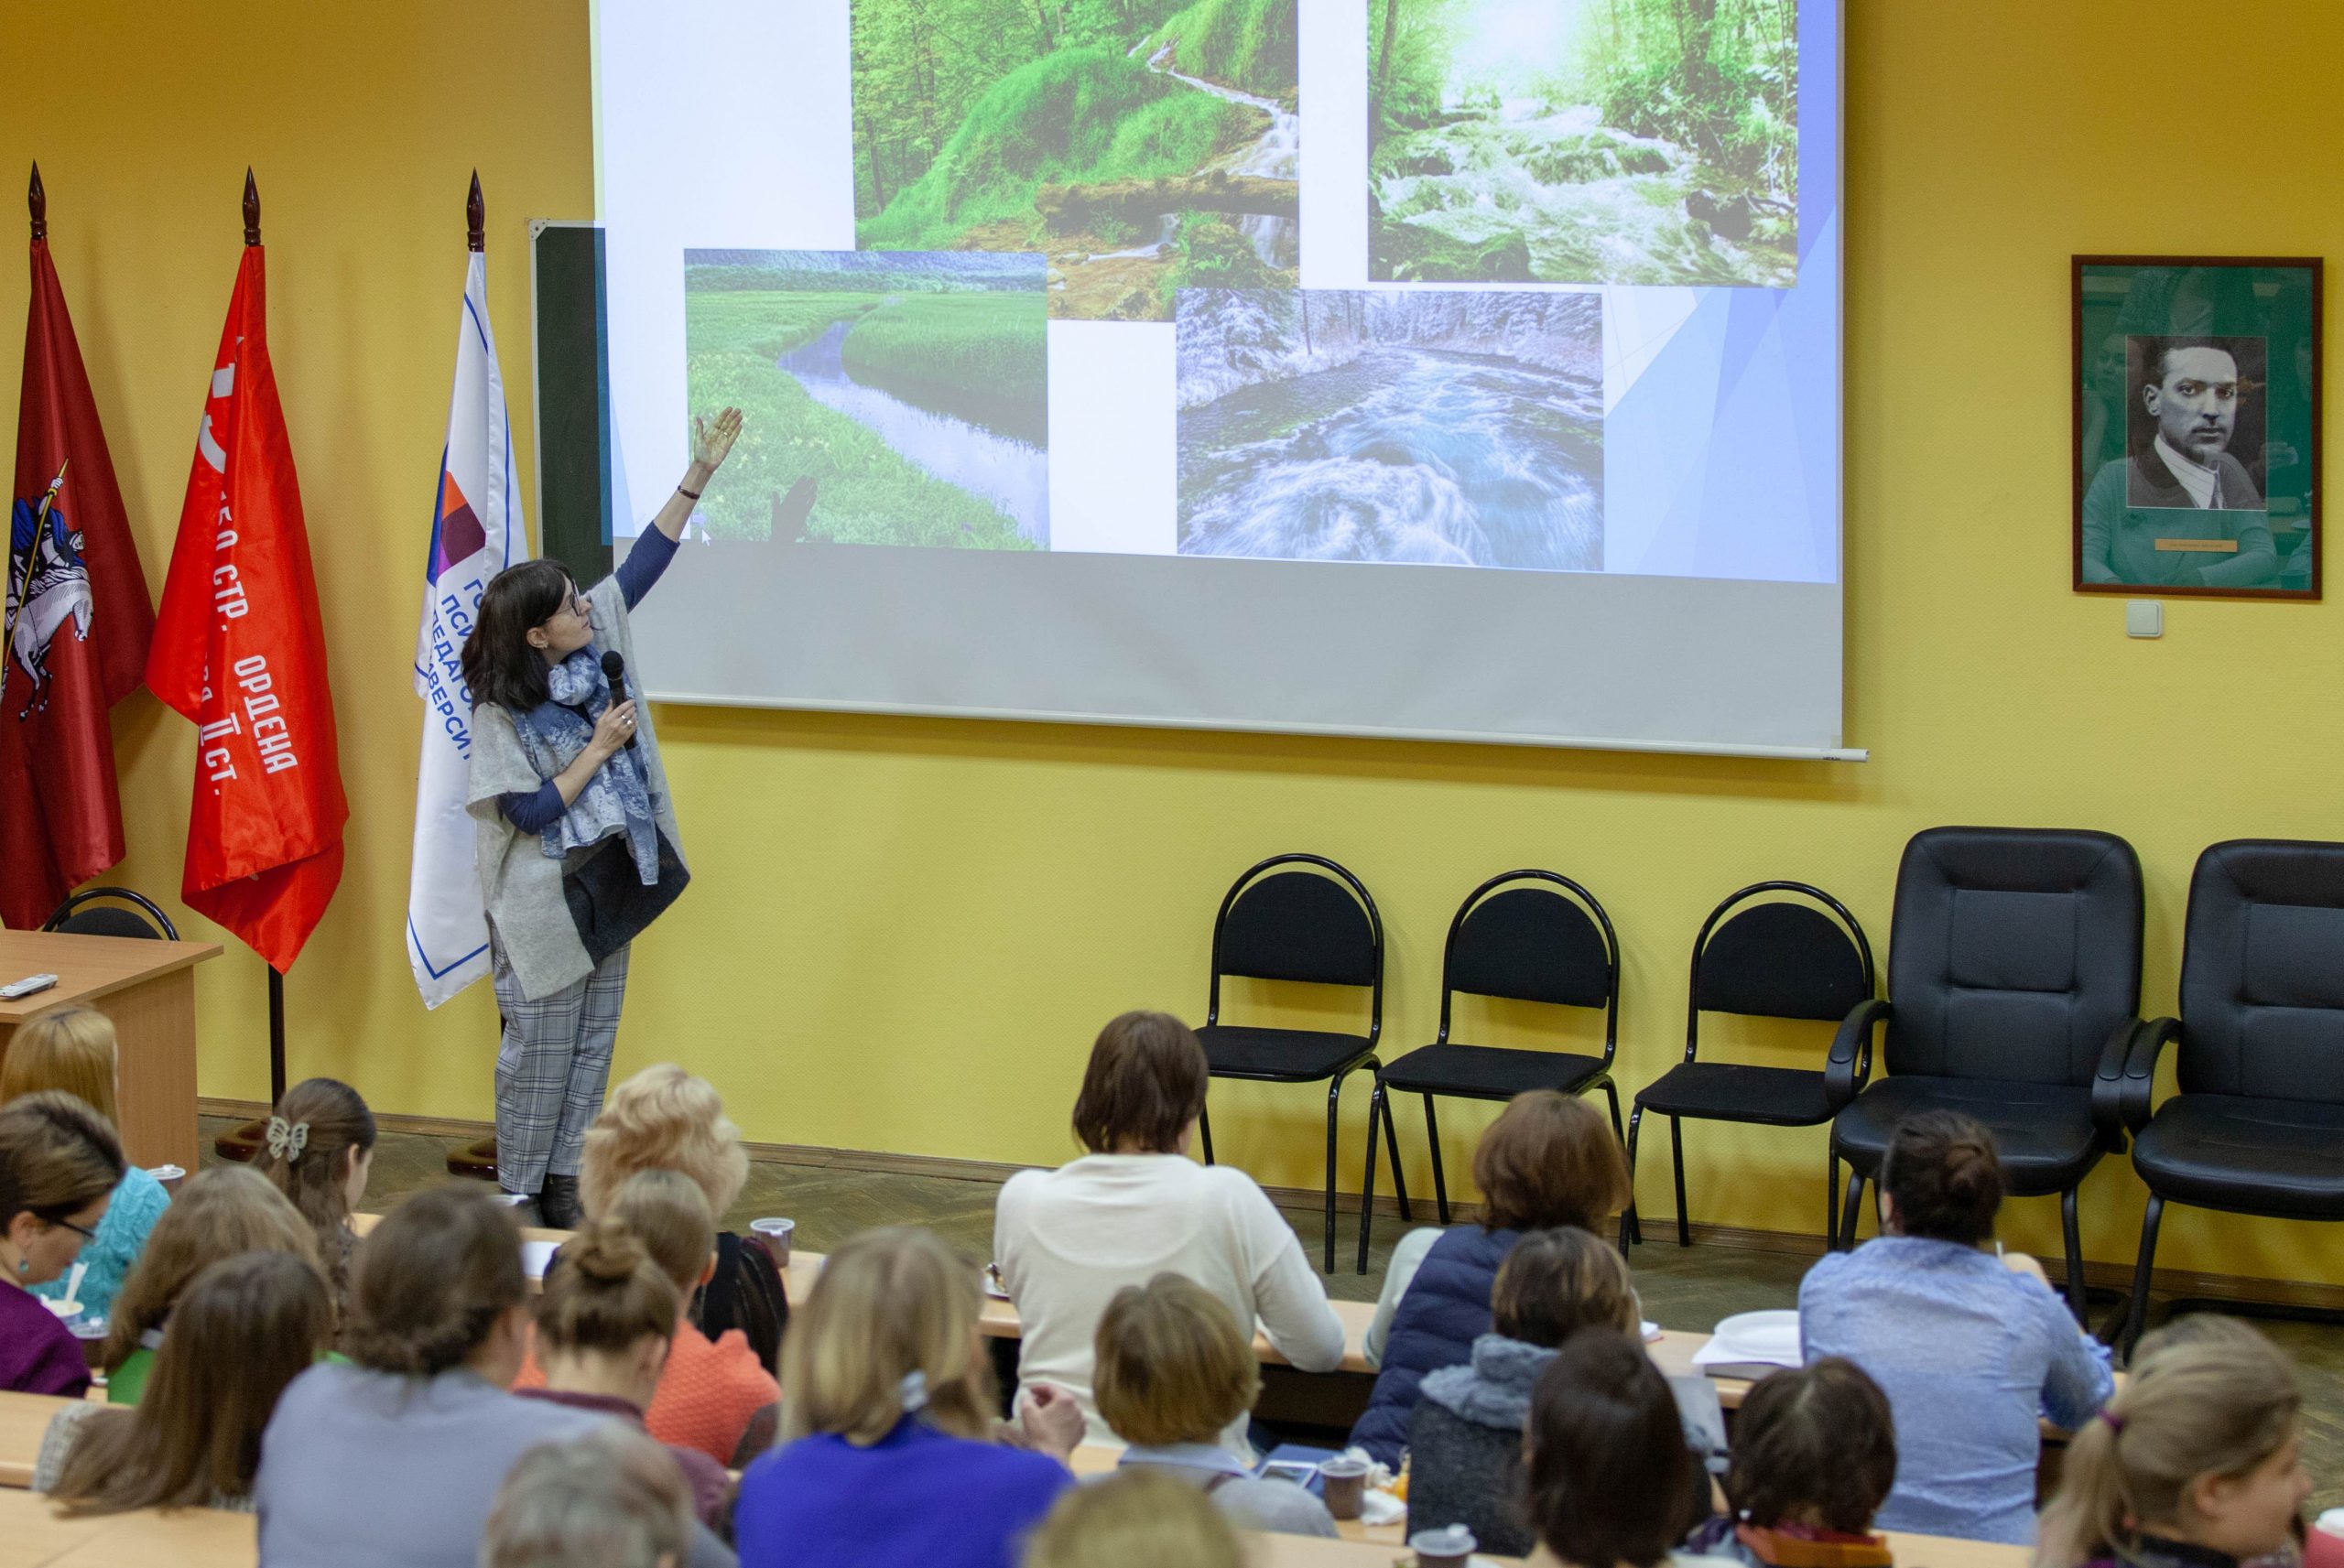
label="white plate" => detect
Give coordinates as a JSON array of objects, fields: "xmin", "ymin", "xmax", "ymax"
[
  {"xmin": 1696, "ymin": 1308, "xmax": 1802, "ymax": 1368},
  {"xmin": 983, "ymin": 1263, "xmax": 1012, "ymax": 1301}
]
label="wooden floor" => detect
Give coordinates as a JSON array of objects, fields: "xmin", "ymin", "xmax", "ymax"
[{"xmin": 201, "ymin": 1118, "xmax": 2344, "ymax": 1514}]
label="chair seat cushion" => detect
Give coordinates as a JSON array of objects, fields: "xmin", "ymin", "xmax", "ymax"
[
  {"xmin": 2133, "ymin": 1095, "xmax": 2344, "ymax": 1221},
  {"xmin": 1379, "ymin": 1044, "xmax": 1608, "ymax": 1099},
  {"xmin": 1831, "ymin": 1076, "xmax": 2100, "ymax": 1194},
  {"xmin": 1634, "ymin": 1063, "xmax": 1833, "ymax": 1127},
  {"xmin": 1196, "ymin": 1023, "xmax": 1373, "ymax": 1081}
]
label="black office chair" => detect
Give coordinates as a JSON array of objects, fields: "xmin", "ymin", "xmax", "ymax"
[
  {"xmin": 1358, "ymin": 871, "xmax": 1621, "ymax": 1271},
  {"xmin": 2117, "ymin": 840, "xmax": 2344, "ymax": 1353},
  {"xmin": 41, "ymin": 886, "xmax": 179, "ymax": 941},
  {"xmin": 1193, "ymin": 853, "xmax": 1384, "ymax": 1273},
  {"xmin": 1621, "ymin": 882, "xmax": 1879, "ymax": 1252},
  {"xmin": 1830, "ymin": 827, "xmax": 2143, "ymax": 1319}
]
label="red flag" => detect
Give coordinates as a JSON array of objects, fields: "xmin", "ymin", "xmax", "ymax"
[
  {"xmin": 146, "ymin": 245, "xmax": 345, "ymax": 970},
  {"xmin": 3, "ymin": 234, "xmax": 156, "ymax": 928}
]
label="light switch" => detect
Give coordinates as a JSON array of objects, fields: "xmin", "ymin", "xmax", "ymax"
[{"xmin": 2126, "ymin": 600, "xmax": 2163, "ymax": 638}]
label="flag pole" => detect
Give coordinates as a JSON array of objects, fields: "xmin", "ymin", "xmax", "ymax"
[
  {"xmin": 247, "ymin": 167, "xmax": 288, "ymax": 1110},
  {"xmin": 28, "ymin": 162, "xmax": 45, "ymax": 243}
]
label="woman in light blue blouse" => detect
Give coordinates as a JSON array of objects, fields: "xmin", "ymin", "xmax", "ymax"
[
  {"xmin": 0, "ymin": 1008, "xmax": 168, "ymax": 1323},
  {"xmin": 1798, "ymin": 1110, "xmax": 2112, "ymax": 1546}
]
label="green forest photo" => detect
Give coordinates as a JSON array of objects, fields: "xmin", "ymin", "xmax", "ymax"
[
  {"xmin": 1370, "ymin": 0, "xmax": 1798, "ymax": 287},
  {"xmin": 852, "ymin": 0, "xmax": 1297, "ymax": 321},
  {"xmin": 684, "ymin": 251, "xmax": 1047, "ymax": 551}
]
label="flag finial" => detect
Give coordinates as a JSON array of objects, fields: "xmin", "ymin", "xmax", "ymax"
[
  {"xmin": 28, "ymin": 163, "xmax": 44, "ymax": 243},
  {"xmin": 243, "ymin": 168, "xmax": 261, "ymax": 246},
  {"xmin": 468, "ymin": 170, "xmax": 484, "ymax": 254}
]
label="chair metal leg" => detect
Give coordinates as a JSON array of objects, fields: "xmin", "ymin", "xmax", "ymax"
[
  {"xmin": 1619, "ymin": 1103, "xmax": 1645, "ymax": 1252},
  {"xmin": 1380, "ymin": 1081, "xmax": 1411, "ymax": 1223},
  {"xmin": 1600, "ymin": 1079, "xmax": 1639, "ymax": 1243},
  {"xmin": 1357, "ymin": 1082, "xmax": 1384, "ymax": 1275},
  {"xmin": 1838, "ymin": 1166, "xmax": 1866, "ymax": 1250},
  {"xmin": 1321, "ymin": 1070, "xmax": 1354, "ymax": 1273},
  {"xmin": 1423, "ymin": 1095, "xmax": 1450, "ymax": 1226},
  {"xmin": 2122, "ymin": 1195, "xmax": 2165, "ymax": 1359},
  {"xmin": 1199, "ymin": 1100, "xmax": 1215, "ymax": 1165},
  {"xmin": 1670, "ymin": 1116, "xmax": 1691, "ymax": 1248},
  {"xmin": 1826, "ymin": 1152, "xmax": 1841, "ymax": 1251},
  {"xmin": 2059, "ymin": 1185, "xmax": 2089, "ymax": 1323}
]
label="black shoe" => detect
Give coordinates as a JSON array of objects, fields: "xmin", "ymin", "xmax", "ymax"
[{"xmin": 539, "ymin": 1173, "xmax": 583, "ymax": 1230}]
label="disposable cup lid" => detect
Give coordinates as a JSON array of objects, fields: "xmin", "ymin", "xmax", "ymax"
[{"xmin": 751, "ymin": 1217, "xmax": 795, "ymax": 1235}]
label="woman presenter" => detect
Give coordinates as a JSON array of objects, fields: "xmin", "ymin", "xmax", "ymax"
[{"xmin": 461, "ymin": 408, "xmax": 743, "ymax": 1227}]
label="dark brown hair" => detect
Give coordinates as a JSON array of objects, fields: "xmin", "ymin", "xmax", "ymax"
[
  {"xmin": 344, "ymin": 1184, "xmax": 526, "ymax": 1378},
  {"xmin": 1093, "ymin": 1272, "xmax": 1260, "ymax": 1447},
  {"xmin": 1881, "ymin": 1109, "xmax": 2002, "ymax": 1246},
  {"xmin": 0, "ymin": 1090, "xmax": 124, "ymax": 1229},
  {"xmin": 50, "ymin": 1250, "xmax": 331, "ymax": 1515},
  {"xmin": 1492, "ymin": 1226, "xmax": 1639, "ymax": 1348},
  {"xmin": 535, "ymin": 1218, "xmax": 679, "ymax": 1358},
  {"xmin": 1475, "ymin": 1090, "xmax": 1632, "ymax": 1233},
  {"xmin": 1725, "ymin": 1357, "xmax": 1897, "ymax": 1534},
  {"xmin": 252, "ymin": 1077, "xmax": 375, "ymax": 1306},
  {"xmin": 461, "ymin": 559, "xmax": 575, "ymax": 713},
  {"xmin": 1524, "ymin": 1330, "xmax": 1701, "ymax": 1568},
  {"xmin": 1071, "ymin": 1011, "xmax": 1208, "ymax": 1155}
]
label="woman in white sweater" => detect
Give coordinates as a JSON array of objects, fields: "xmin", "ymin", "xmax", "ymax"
[{"xmin": 993, "ymin": 1011, "xmax": 1345, "ymax": 1454}]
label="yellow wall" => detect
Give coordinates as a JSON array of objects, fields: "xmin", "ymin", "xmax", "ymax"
[{"xmin": 5, "ymin": 0, "xmax": 2342, "ymax": 1285}]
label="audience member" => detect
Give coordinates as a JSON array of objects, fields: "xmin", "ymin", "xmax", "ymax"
[
  {"xmin": 1798, "ymin": 1111, "xmax": 2112, "ymax": 1544},
  {"xmin": 1407, "ymin": 1227, "xmax": 1639, "ymax": 1556},
  {"xmin": 254, "ymin": 1183, "xmax": 733, "ymax": 1568},
  {"xmin": 1353, "ymin": 1088, "xmax": 1633, "ymax": 1465},
  {"xmin": 994, "ymin": 1011, "xmax": 1343, "ymax": 1451},
  {"xmin": 1520, "ymin": 1331, "xmax": 1731, "ymax": 1568},
  {"xmin": 517, "ymin": 1215, "xmax": 735, "ymax": 1531},
  {"xmin": 736, "ymin": 1227, "xmax": 1078, "ymax": 1568},
  {"xmin": 581, "ymin": 1065, "xmax": 787, "ymax": 1373},
  {"xmin": 2037, "ymin": 1330, "xmax": 2307, "ymax": 1568},
  {"xmin": 37, "ymin": 1250, "xmax": 331, "ymax": 1511},
  {"xmin": 0, "ymin": 1006, "xmax": 168, "ymax": 1322},
  {"xmin": 1683, "ymin": 1358, "xmax": 1897, "ymax": 1568},
  {"xmin": 99, "ymin": 1164, "xmax": 320, "ymax": 1404},
  {"xmin": 483, "ymin": 1425, "xmax": 700, "ymax": 1568},
  {"xmin": 252, "ymin": 1076, "xmax": 376, "ymax": 1329},
  {"xmin": 1026, "ymin": 1468, "xmax": 1248, "ymax": 1568},
  {"xmin": 1093, "ymin": 1271, "xmax": 1335, "ymax": 1537},
  {"xmin": 0, "ymin": 1091, "xmax": 124, "ymax": 1395}
]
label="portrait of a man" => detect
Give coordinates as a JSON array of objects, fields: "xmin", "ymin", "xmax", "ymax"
[
  {"xmin": 2123, "ymin": 338, "xmax": 2262, "ymax": 510},
  {"xmin": 2079, "ymin": 333, "xmax": 2276, "ymax": 589}
]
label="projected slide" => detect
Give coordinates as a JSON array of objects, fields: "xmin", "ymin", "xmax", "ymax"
[
  {"xmin": 1368, "ymin": 0, "xmax": 1797, "ymax": 287},
  {"xmin": 851, "ymin": 0, "xmax": 1300, "ymax": 321},
  {"xmin": 1177, "ymin": 290, "xmax": 1601, "ymax": 568}
]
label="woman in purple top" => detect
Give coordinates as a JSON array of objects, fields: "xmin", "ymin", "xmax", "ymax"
[{"xmin": 0, "ymin": 1092, "xmax": 125, "ymax": 1395}]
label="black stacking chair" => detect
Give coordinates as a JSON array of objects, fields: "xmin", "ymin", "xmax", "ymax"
[
  {"xmin": 1194, "ymin": 853, "xmax": 1384, "ymax": 1273},
  {"xmin": 1621, "ymin": 882, "xmax": 1879, "ymax": 1252},
  {"xmin": 2117, "ymin": 840, "xmax": 2344, "ymax": 1353},
  {"xmin": 1830, "ymin": 827, "xmax": 2143, "ymax": 1319},
  {"xmin": 42, "ymin": 886, "xmax": 178, "ymax": 940},
  {"xmin": 1358, "ymin": 871, "xmax": 1620, "ymax": 1271}
]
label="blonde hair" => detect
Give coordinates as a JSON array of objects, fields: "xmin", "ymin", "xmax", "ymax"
[
  {"xmin": 605, "ymin": 1170, "xmax": 715, "ymax": 1295},
  {"xmin": 782, "ymin": 1227, "xmax": 993, "ymax": 1445},
  {"xmin": 103, "ymin": 1165, "xmax": 320, "ymax": 1370},
  {"xmin": 579, "ymin": 1065, "xmax": 748, "ymax": 1223},
  {"xmin": 0, "ymin": 1007, "xmax": 118, "ymax": 1123},
  {"xmin": 1093, "ymin": 1273, "xmax": 1258, "ymax": 1447},
  {"xmin": 2035, "ymin": 1332, "xmax": 2301, "ymax": 1568},
  {"xmin": 1026, "ymin": 1468, "xmax": 1248, "ymax": 1568}
]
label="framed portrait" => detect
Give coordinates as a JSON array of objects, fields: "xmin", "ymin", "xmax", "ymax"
[{"xmin": 2072, "ymin": 256, "xmax": 2321, "ymax": 599}]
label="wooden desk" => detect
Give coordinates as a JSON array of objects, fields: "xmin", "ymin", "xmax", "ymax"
[
  {"xmin": 0, "ymin": 1393, "xmax": 79, "ymax": 1489},
  {"xmin": 0, "ymin": 931, "xmax": 221, "ymax": 1173},
  {"xmin": 0, "ymin": 1487, "xmax": 252, "ymax": 1568}
]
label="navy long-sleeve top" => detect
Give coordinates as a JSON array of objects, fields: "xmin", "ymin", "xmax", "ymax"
[{"xmin": 499, "ymin": 528, "xmax": 678, "ymax": 833}]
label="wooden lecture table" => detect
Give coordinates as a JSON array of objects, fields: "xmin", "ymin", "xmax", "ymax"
[{"xmin": 0, "ymin": 929, "xmax": 222, "ymax": 1174}]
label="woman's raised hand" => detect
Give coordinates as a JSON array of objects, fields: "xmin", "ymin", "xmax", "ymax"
[
  {"xmin": 693, "ymin": 406, "xmax": 744, "ymax": 471},
  {"xmin": 589, "ymin": 700, "xmax": 638, "ymax": 759}
]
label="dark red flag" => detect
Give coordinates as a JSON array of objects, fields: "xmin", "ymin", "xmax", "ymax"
[
  {"xmin": 3, "ymin": 233, "xmax": 156, "ymax": 928},
  {"xmin": 146, "ymin": 245, "xmax": 345, "ymax": 970}
]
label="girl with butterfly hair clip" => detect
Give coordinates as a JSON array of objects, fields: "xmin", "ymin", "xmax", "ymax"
[{"xmin": 252, "ymin": 1078, "xmax": 376, "ymax": 1334}]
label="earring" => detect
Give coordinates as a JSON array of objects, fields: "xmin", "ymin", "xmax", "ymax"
[{"xmin": 15, "ymin": 1260, "xmax": 26, "ymax": 1275}]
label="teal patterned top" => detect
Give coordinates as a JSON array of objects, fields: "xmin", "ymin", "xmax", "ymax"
[{"xmin": 34, "ymin": 1164, "xmax": 169, "ymax": 1324}]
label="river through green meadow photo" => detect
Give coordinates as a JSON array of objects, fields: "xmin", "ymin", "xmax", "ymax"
[{"xmin": 1370, "ymin": 0, "xmax": 1797, "ymax": 287}]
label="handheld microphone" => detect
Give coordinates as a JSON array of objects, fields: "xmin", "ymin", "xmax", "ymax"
[{"xmin": 601, "ymin": 650, "xmax": 639, "ymax": 750}]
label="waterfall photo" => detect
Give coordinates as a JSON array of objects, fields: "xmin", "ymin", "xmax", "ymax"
[
  {"xmin": 849, "ymin": 0, "xmax": 1297, "ymax": 321},
  {"xmin": 1177, "ymin": 290, "xmax": 1603, "ymax": 570},
  {"xmin": 1369, "ymin": 0, "xmax": 1798, "ymax": 287},
  {"xmin": 683, "ymin": 250, "xmax": 1047, "ymax": 550}
]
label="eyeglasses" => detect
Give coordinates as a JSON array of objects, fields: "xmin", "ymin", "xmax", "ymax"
[{"xmin": 47, "ymin": 1217, "xmax": 98, "ymax": 1243}]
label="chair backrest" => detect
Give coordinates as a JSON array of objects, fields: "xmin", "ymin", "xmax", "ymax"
[
  {"xmin": 1882, "ymin": 827, "xmax": 2141, "ymax": 1087},
  {"xmin": 1208, "ymin": 855, "xmax": 1383, "ymax": 1033},
  {"xmin": 2177, "ymin": 839, "xmax": 2344, "ymax": 1103},
  {"xmin": 1437, "ymin": 871, "xmax": 1617, "ymax": 1055},
  {"xmin": 41, "ymin": 887, "xmax": 178, "ymax": 941},
  {"xmin": 1688, "ymin": 882, "xmax": 1872, "ymax": 1053}
]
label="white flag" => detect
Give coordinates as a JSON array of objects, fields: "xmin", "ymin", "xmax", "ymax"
[{"xmin": 407, "ymin": 252, "xmax": 528, "ymax": 1008}]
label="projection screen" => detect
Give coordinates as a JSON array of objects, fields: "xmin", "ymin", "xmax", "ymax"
[{"xmin": 586, "ymin": 0, "xmax": 1851, "ymax": 757}]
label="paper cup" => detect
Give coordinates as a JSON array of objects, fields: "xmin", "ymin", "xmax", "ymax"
[
  {"xmin": 1318, "ymin": 1456, "xmax": 1371, "ymax": 1520},
  {"xmin": 1409, "ymin": 1525, "xmax": 1478, "ymax": 1566},
  {"xmin": 749, "ymin": 1218, "xmax": 795, "ymax": 1266}
]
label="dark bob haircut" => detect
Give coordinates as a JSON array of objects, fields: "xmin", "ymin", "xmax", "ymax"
[
  {"xmin": 1880, "ymin": 1109, "xmax": 2002, "ymax": 1247},
  {"xmin": 461, "ymin": 559, "xmax": 576, "ymax": 714},
  {"xmin": 1726, "ymin": 1357, "xmax": 1897, "ymax": 1535},
  {"xmin": 1523, "ymin": 1329, "xmax": 1701, "ymax": 1568},
  {"xmin": 1070, "ymin": 1012, "xmax": 1208, "ymax": 1156}
]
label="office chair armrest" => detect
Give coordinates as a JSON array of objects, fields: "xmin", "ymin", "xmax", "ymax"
[
  {"xmin": 1825, "ymin": 999, "xmax": 1892, "ymax": 1112},
  {"xmin": 2089, "ymin": 1019, "xmax": 2144, "ymax": 1149},
  {"xmin": 2118, "ymin": 1017, "xmax": 2180, "ymax": 1135}
]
